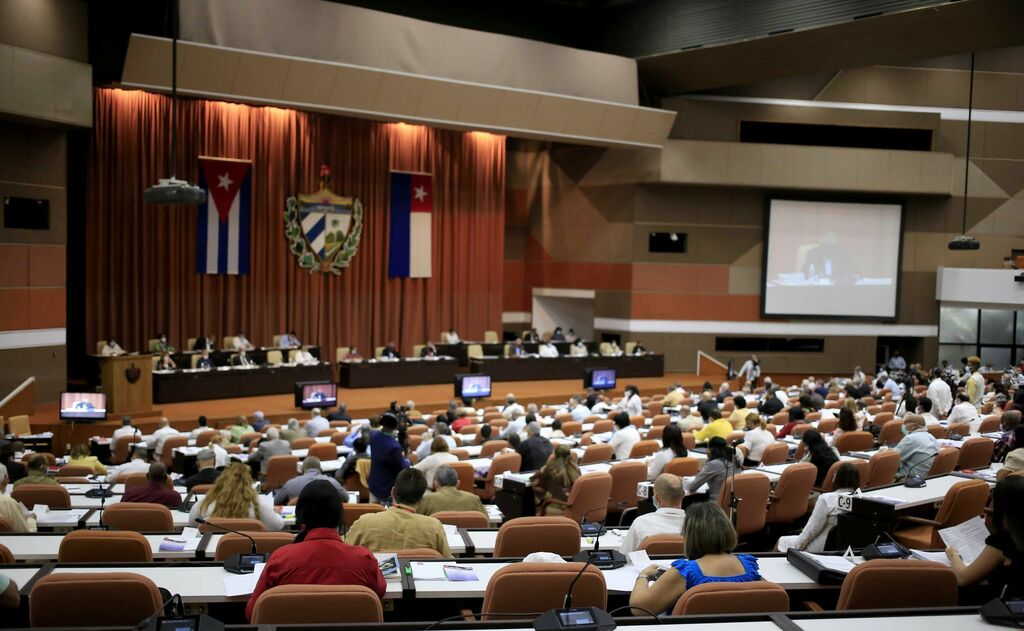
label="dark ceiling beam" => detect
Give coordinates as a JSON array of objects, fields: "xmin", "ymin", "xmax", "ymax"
[{"xmin": 637, "ymin": 0, "xmax": 1024, "ymax": 97}]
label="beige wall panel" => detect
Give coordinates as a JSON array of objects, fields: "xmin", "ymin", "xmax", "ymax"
[
  {"xmin": 372, "ymin": 72, "xmax": 429, "ymax": 118},
  {"xmin": 180, "ymin": 45, "xmax": 241, "ymax": 96},
  {"xmin": 328, "ymin": 65, "xmax": 384, "ymax": 113},
  {"xmin": 949, "ymin": 158, "xmax": 1010, "ymax": 199},
  {"xmin": 0, "ymin": 345, "xmax": 65, "ymax": 403},
  {"xmin": 972, "ymin": 197, "xmax": 1024, "ymax": 236},
  {"xmin": 532, "ymin": 95, "xmax": 571, "ymax": 136},
  {"xmin": 725, "ymin": 142, "xmax": 763, "ymax": 185},
  {"xmin": 634, "ymin": 186, "xmax": 763, "ymax": 226},
  {"xmin": 577, "ymin": 149, "xmax": 661, "ymax": 187},
  {"xmin": 280, "ymin": 61, "xmax": 335, "ymax": 106},
  {"xmin": 632, "ymin": 110, "xmax": 677, "ymax": 146},
  {"xmin": 978, "ymin": 122, "xmax": 1024, "ymax": 161},
  {"xmin": 973, "ymin": 71, "xmax": 1022, "ymax": 111},
  {"xmin": 594, "ymin": 291, "xmax": 632, "ymax": 319},
  {"xmin": 232, "ymin": 54, "xmax": 292, "ymax": 101},
  {"xmin": 897, "ymin": 271, "xmax": 938, "ymax": 325},
  {"xmin": 0, "ymin": 123, "xmax": 65, "ymax": 187},
  {"xmin": 0, "ymin": 0, "xmax": 87, "ymax": 62},
  {"xmin": 122, "ymin": 36, "xmax": 171, "ymax": 88},
  {"xmin": 3, "ymin": 45, "xmax": 91, "ymax": 127},
  {"xmin": 598, "ymin": 106, "xmax": 639, "ymax": 144},
  {"xmin": 488, "ymin": 90, "xmax": 541, "ymax": 130},
  {"xmin": 413, "ymin": 82, "xmax": 461, "ymax": 123},
  {"xmin": 558, "ymin": 100, "xmax": 607, "ymax": 139},
  {"xmin": 728, "ymin": 265, "xmax": 762, "ymax": 295}
]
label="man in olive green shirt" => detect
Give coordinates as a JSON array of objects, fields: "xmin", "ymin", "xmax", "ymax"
[
  {"xmin": 12, "ymin": 455, "xmax": 57, "ymax": 488},
  {"xmin": 229, "ymin": 416, "xmax": 255, "ymax": 443},
  {"xmin": 280, "ymin": 418, "xmax": 303, "ymax": 445},
  {"xmin": 417, "ymin": 466, "xmax": 486, "ymax": 516},
  {"xmin": 346, "ymin": 468, "xmax": 451, "ymax": 556}
]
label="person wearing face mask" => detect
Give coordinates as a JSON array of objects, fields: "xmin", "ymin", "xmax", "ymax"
[
  {"xmin": 894, "ymin": 414, "xmax": 938, "ymax": 480},
  {"xmin": 618, "ymin": 385, "xmax": 643, "ymax": 417}
]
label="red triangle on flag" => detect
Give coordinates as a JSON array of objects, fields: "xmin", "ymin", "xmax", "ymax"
[{"xmin": 201, "ymin": 159, "xmax": 251, "ymax": 222}]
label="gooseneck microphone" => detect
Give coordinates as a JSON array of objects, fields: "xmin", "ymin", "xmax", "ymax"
[{"xmin": 195, "ymin": 517, "xmax": 264, "ymax": 574}]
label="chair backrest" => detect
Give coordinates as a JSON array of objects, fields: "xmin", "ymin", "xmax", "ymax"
[
  {"xmin": 651, "ymin": 414, "xmax": 670, "ymax": 426},
  {"xmin": 481, "ymin": 563, "xmax": 606, "ymax": 619},
  {"xmin": 342, "ymin": 503, "xmax": 386, "ymax": 528},
  {"xmin": 928, "ymin": 447, "xmax": 961, "ymax": 476},
  {"xmin": 563, "ymin": 472, "xmax": 613, "ymax": 523},
  {"xmin": 771, "ymin": 412, "xmax": 789, "ymax": 425},
  {"xmin": 480, "ymin": 452, "xmax": 521, "ymax": 500},
  {"xmin": 467, "ymin": 344, "xmax": 484, "ymax": 359},
  {"xmin": 765, "ymin": 462, "xmax": 817, "ymax": 524},
  {"xmin": 484, "ymin": 330, "xmax": 500, "ymax": 343},
  {"xmin": 194, "ymin": 429, "xmax": 218, "ymax": 446},
  {"xmin": 215, "ymin": 532, "xmax": 295, "ymax": 560},
  {"xmin": 791, "ymin": 423, "xmax": 813, "ymax": 438},
  {"xmin": 934, "ymin": 479, "xmax": 991, "ymax": 527},
  {"xmin": 758, "ymin": 442, "xmax": 790, "ymax": 466},
  {"xmin": 292, "ymin": 437, "xmax": 315, "ymax": 449},
  {"xmin": 57, "ymin": 464, "xmax": 95, "ymax": 477},
  {"xmin": 592, "ymin": 420, "xmax": 614, "ymax": 433},
  {"xmin": 266, "ymin": 350, "xmax": 283, "ymax": 365},
  {"xmin": 12, "ymin": 484, "xmax": 70, "ymax": 509},
  {"xmin": 819, "ymin": 459, "xmax": 869, "ymax": 492},
  {"xmin": 672, "ymin": 580, "xmax": 790, "ymax": 615},
  {"xmin": 977, "ymin": 415, "xmax": 1002, "ymax": 434},
  {"xmin": 947, "ymin": 422, "xmax": 972, "ymax": 437},
  {"xmin": 580, "ymin": 444, "xmax": 614, "ymax": 464},
  {"xmin": 336, "ymin": 346, "xmax": 351, "ymax": 362},
  {"xmin": 647, "ymin": 426, "xmax": 665, "ymax": 441},
  {"xmin": 161, "ymin": 435, "xmax": 189, "ymax": 468},
  {"xmin": 431, "ymin": 510, "xmax": 489, "ymax": 528},
  {"xmin": 111, "ymin": 435, "xmax": 133, "ymax": 464},
  {"xmin": 817, "ymin": 419, "xmax": 838, "ymax": 434},
  {"xmin": 58, "ymin": 529, "xmax": 153, "ymax": 562},
  {"xmin": 719, "ymin": 472, "xmax": 770, "ymax": 536},
  {"xmin": 628, "ymin": 440, "xmax": 660, "ymax": 459},
  {"xmin": 102, "ymin": 502, "xmax": 174, "ymax": 531},
  {"xmin": 264, "ymin": 455, "xmax": 300, "ymax": 491},
  {"xmin": 880, "ymin": 402, "xmax": 897, "ymax": 412},
  {"xmin": 0, "ymin": 542, "xmax": 12, "ymax": 563},
  {"xmin": 309, "ymin": 442, "xmax": 337, "ymax": 461},
  {"xmin": 664, "ymin": 457, "xmax": 701, "ymax": 477},
  {"xmin": 448, "ymin": 461, "xmax": 476, "ymax": 492},
  {"xmin": 561, "ymin": 421, "xmax": 583, "ymax": 436},
  {"xmin": 493, "ymin": 516, "xmax": 582, "ymax": 557},
  {"xmin": 957, "ymin": 438, "xmax": 995, "ymax": 470},
  {"xmin": 608, "ymin": 461, "xmax": 647, "ymax": 512},
  {"xmin": 251, "ymin": 584, "xmax": 383, "ymax": 624},
  {"xmin": 191, "ymin": 484, "xmax": 214, "ymax": 495},
  {"xmin": 638, "ymin": 533, "xmax": 685, "ymax": 556},
  {"xmin": 198, "ymin": 518, "xmax": 266, "ymax": 534},
  {"xmin": 865, "ymin": 450, "xmax": 901, "ymax": 488},
  {"xmin": 31, "ymin": 572, "xmax": 163, "ymax": 627},
  {"xmin": 836, "ymin": 559, "xmax": 958, "ymax": 610},
  {"xmin": 481, "ymin": 440, "xmax": 510, "ymax": 458},
  {"xmin": 387, "ymin": 548, "xmax": 447, "ymax": 559},
  {"xmin": 834, "ymin": 431, "xmax": 875, "ymax": 454},
  {"xmin": 878, "ymin": 420, "xmax": 903, "ymax": 447},
  {"xmin": 927, "ymin": 425, "xmax": 949, "ymax": 440}
]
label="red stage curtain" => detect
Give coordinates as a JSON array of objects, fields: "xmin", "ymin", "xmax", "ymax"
[{"xmin": 85, "ymin": 88, "xmax": 505, "ymax": 358}]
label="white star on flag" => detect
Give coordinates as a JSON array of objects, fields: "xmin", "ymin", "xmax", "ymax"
[
  {"xmin": 217, "ymin": 173, "xmax": 234, "ymax": 190},
  {"xmin": 413, "ymin": 185, "xmax": 428, "ymax": 202}
]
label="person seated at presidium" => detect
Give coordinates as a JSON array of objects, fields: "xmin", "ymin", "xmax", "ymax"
[
  {"xmin": 246, "ymin": 480, "xmax": 385, "ymax": 622},
  {"xmin": 156, "ymin": 352, "xmax": 176, "ymax": 371},
  {"xmin": 777, "ymin": 462, "xmax": 860, "ymax": 553},
  {"xmin": 190, "ymin": 463, "xmax": 284, "ymax": 530},
  {"xmin": 420, "ymin": 342, "xmax": 439, "ymax": 358},
  {"xmin": 508, "ymin": 338, "xmax": 527, "ymax": 358},
  {"xmin": 233, "ymin": 332, "xmax": 255, "ymax": 351},
  {"xmin": 196, "ymin": 349, "xmax": 214, "ymax": 370},
  {"xmin": 441, "ymin": 328, "xmax": 460, "ymax": 344},
  {"xmin": 620, "ymin": 473, "xmax": 686, "ymax": 554},
  {"xmin": 100, "ymin": 339, "xmax": 125, "ymax": 356},
  {"xmin": 279, "ymin": 330, "xmax": 301, "ymax": 348},
  {"xmin": 346, "ymin": 468, "xmax": 451, "ymax": 555},
  {"xmin": 417, "ymin": 465, "xmax": 486, "ymax": 516},
  {"xmin": 231, "ymin": 349, "xmax": 256, "ymax": 368},
  {"xmin": 531, "ymin": 444, "xmax": 581, "ymax": 516},
  {"xmin": 122, "ymin": 464, "xmax": 182, "ymax": 508},
  {"xmin": 274, "ymin": 457, "xmax": 343, "ymax": 505},
  {"xmin": 380, "ymin": 341, "xmax": 400, "ymax": 359},
  {"xmin": 538, "ymin": 340, "xmax": 559, "ymax": 358},
  {"xmin": 153, "ymin": 333, "xmax": 174, "ymax": 353},
  {"xmin": 569, "ymin": 339, "xmax": 587, "ymax": 357},
  {"xmin": 192, "ymin": 335, "xmax": 215, "ymax": 352},
  {"xmin": 630, "ymin": 501, "xmax": 762, "ymax": 614}
]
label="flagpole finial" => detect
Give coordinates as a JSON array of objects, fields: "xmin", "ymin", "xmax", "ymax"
[{"xmin": 319, "ymin": 164, "xmax": 332, "ymax": 189}]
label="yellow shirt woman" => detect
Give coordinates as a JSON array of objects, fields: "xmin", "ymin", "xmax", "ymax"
[
  {"xmin": 68, "ymin": 455, "xmax": 107, "ymax": 475},
  {"xmin": 694, "ymin": 419, "xmax": 734, "ymax": 443}
]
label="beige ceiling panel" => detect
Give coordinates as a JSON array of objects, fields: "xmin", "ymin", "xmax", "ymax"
[
  {"xmin": 454, "ymin": 85, "xmax": 503, "ymax": 128},
  {"xmin": 631, "ymin": 110, "xmax": 677, "ymax": 146},
  {"xmin": 488, "ymin": 88, "xmax": 541, "ymax": 130},
  {"xmin": 887, "ymin": 150, "xmax": 919, "ymax": 192},
  {"xmin": 327, "ymin": 65, "xmax": 384, "ymax": 113},
  {"xmin": 178, "ymin": 45, "xmax": 241, "ymax": 96},
  {"xmin": 725, "ymin": 142, "xmax": 762, "ymax": 184},
  {"xmin": 532, "ymin": 95, "xmax": 570, "ymax": 135},
  {"xmin": 121, "ymin": 35, "xmax": 170, "ymax": 87},
  {"xmin": 231, "ymin": 53, "xmax": 291, "ymax": 101},
  {"xmin": 372, "ymin": 72, "xmax": 428, "ymax": 118},
  {"xmin": 557, "ymin": 99, "xmax": 605, "ymax": 138},
  {"xmin": 599, "ymin": 106, "xmax": 638, "ymax": 142},
  {"xmin": 414, "ymin": 80, "xmax": 460, "ymax": 122},
  {"xmin": 280, "ymin": 60, "xmax": 335, "ymax": 106}
]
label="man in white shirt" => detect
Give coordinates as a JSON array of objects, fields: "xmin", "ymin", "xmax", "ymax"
[
  {"xmin": 619, "ymin": 473, "xmax": 685, "ymax": 554},
  {"xmin": 881, "ymin": 376, "xmax": 903, "ymax": 398},
  {"xmin": 569, "ymin": 340, "xmax": 587, "ymax": 357},
  {"xmin": 946, "ymin": 393, "xmax": 978, "ymax": 426},
  {"xmin": 305, "ymin": 408, "xmax": 330, "ymax": 437},
  {"xmin": 441, "ymin": 329, "xmax": 460, "ymax": 344},
  {"xmin": 887, "ymin": 350, "xmax": 907, "ymax": 372},
  {"xmin": 608, "ymin": 412, "xmax": 640, "ymax": 460},
  {"xmin": 568, "ymin": 396, "xmax": 590, "ymax": 422},
  {"xmin": 112, "ymin": 417, "xmax": 138, "ymax": 443},
  {"xmin": 501, "ymin": 395, "xmax": 524, "ymax": 420},
  {"xmin": 151, "ymin": 418, "xmax": 180, "ymax": 458},
  {"xmin": 917, "ymin": 398, "xmax": 941, "ymax": 426},
  {"xmin": 233, "ymin": 332, "xmax": 255, "ymax": 351},
  {"xmin": 927, "ymin": 369, "xmax": 953, "ymax": 418},
  {"xmin": 108, "ymin": 446, "xmax": 151, "ymax": 483},
  {"xmin": 279, "ymin": 331, "xmax": 301, "ymax": 348},
  {"xmin": 293, "ymin": 348, "xmax": 318, "ymax": 365},
  {"xmin": 100, "ymin": 339, "xmax": 125, "ymax": 356},
  {"xmin": 502, "ymin": 413, "xmax": 530, "ymax": 440},
  {"xmin": 679, "ymin": 406, "xmax": 704, "ymax": 432},
  {"xmin": 538, "ymin": 342, "xmax": 559, "ymax": 358},
  {"xmin": 415, "ymin": 422, "xmax": 458, "ymax": 460}
]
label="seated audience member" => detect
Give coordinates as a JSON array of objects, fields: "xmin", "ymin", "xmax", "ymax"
[
  {"xmin": 531, "ymin": 444, "xmax": 581, "ymax": 516},
  {"xmin": 328, "ymin": 403, "xmax": 352, "ymax": 422},
  {"xmin": 740, "ymin": 413, "xmax": 774, "ymax": 467},
  {"xmin": 190, "ymin": 463, "xmax": 283, "ymax": 530},
  {"xmin": 686, "ymin": 437, "xmax": 737, "ymax": 502},
  {"xmin": 946, "ymin": 476, "xmax": 1024, "ymax": 587},
  {"xmin": 538, "ymin": 340, "xmax": 559, "ymax": 357},
  {"xmin": 569, "ymin": 339, "xmax": 587, "ymax": 357},
  {"xmin": 107, "ymin": 446, "xmax": 150, "ymax": 484},
  {"xmin": 12, "ymin": 455, "xmax": 57, "ymax": 489},
  {"xmin": 913, "ymin": 397, "xmax": 940, "ymax": 426},
  {"xmin": 229, "ymin": 416, "xmax": 255, "ymax": 443},
  {"xmin": 551, "ymin": 326, "xmax": 566, "ymax": 341},
  {"xmin": 619, "ymin": 385, "xmax": 643, "ymax": 417},
  {"xmin": 112, "ymin": 416, "xmax": 138, "ymax": 443},
  {"xmin": 609, "ymin": 412, "xmax": 641, "ymax": 460},
  {"xmin": 416, "ymin": 421, "xmax": 457, "ymax": 460},
  {"xmin": 758, "ymin": 388, "xmax": 786, "ymax": 416},
  {"xmin": 450, "ymin": 408, "xmax": 475, "ymax": 433},
  {"xmin": 548, "ymin": 420, "xmax": 566, "ymax": 439},
  {"xmin": 417, "ymin": 465, "xmax": 486, "ymax": 516},
  {"xmin": 776, "ymin": 407, "xmax": 806, "ymax": 439},
  {"xmin": 502, "ymin": 412, "xmax": 531, "ymax": 441},
  {"xmin": 696, "ymin": 390, "xmax": 719, "ymax": 420},
  {"xmin": 0, "ymin": 463, "xmax": 37, "ymax": 532},
  {"xmin": 250, "ymin": 411, "xmax": 269, "ymax": 433},
  {"xmin": 122, "ymin": 464, "xmax": 182, "ymax": 508},
  {"xmin": 679, "ymin": 406, "xmax": 704, "ymax": 432},
  {"xmin": 245, "ymin": 480, "xmax": 385, "ymax": 621},
  {"xmin": 777, "ymin": 462, "xmax": 860, "ymax": 552},
  {"xmin": 715, "ymin": 382, "xmax": 732, "ymax": 404},
  {"xmin": 152, "ymin": 418, "xmax": 181, "ymax": 459},
  {"xmin": 630, "ymin": 501, "xmax": 762, "ymax": 614},
  {"xmin": 368, "ymin": 413, "xmax": 410, "ymax": 503},
  {"xmin": 336, "ymin": 433, "xmax": 370, "ymax": 483},
  {"xmin": 249, "ymin": 428, "xmax": 292, "ymax": 475},
  {"xmin": 895, "ymin": 414, "xmax": 938, "ymax": 479},
  {"xmin": 834, "ymin": 407, "xmax": 860, "ymax": 440},
  {"xmin": 347, "ymin": 468, "xmax": 451, "ymax": 555},
  {"xmin": 693, "ymin": 408, "xmax": 732, "ymax": 444},
  {"xmin": 275, "ymin": 457, "xmax": 343, "ymax": 505},
  {"xmin": 179, "ymin": 449, "xmax": 221, "ymax": 490},
  {"xmin": 567, "ymin": 395, "xmax": 590, "ymax": 422},
  {"xmin": 476, "ymin": 424, "xmax": 496, "ymax": 444},
  {"xmin": 502, "ymin": 394, "xmax": 525, "ymax": 419},
  {"xmin": 280, "ymin": 418, "xmax": 303, "ymax": 444},
  {"xmin": 800, "ymin": 429, "xmax": 839, "ymax": 486},
  {"xmin": 189, "ymin": 416, "xmax": 211, "ymax": 439},
  {"xmin": 999, "ymin": 427, "xmax": 1024, "ymax": 481},
  {"xmin": 620, "ymin": 473, "xmax": 685, "ymax": 554},
  {"xmin": 994, "ymin": 410, "xmax": 1022, "ymax": 463},
  {"xmin": 518, "ymin": 422, "xmax": 554, "ymax": 470},
  {"xmin": 414, "ymin": 438, "xmax": 459, "ymax": 487},
  {"xmin": 208, "ymin": 434, "xmax": 229, "ymax": 468},
  {"xmin": 648, "ymin": 424, "xmax": 688, "ymax": 479},
  {"xmin": 946, "ymin": 393, "xmax": 978, "ymax": 426},
  {"xmin": 67, "ymin": 443, "xmax": 107, "ymax": 475},
  {"xmin": 305, "ymin": 408, "xmax": 330, "ymax": 437},
  {"xmin": 727, "ymin": 395, "xmax": 752, "ymax": 430},
  {"xmin": 0, "ymin": 441, "xmax": 26, "ymax": 485},
  {"xmin": 661, "ymin": 384, "xmax": 687, "ymax": 408}
]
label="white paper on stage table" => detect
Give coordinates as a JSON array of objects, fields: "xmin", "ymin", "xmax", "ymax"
[
  {"xmin": 223, "ymin": 563, "xmax": 265, "ymax": 597},
  {"xmin": 410, "ymin": 562, "xmax": 447, "ymax": 580},
  {"xmin": 910, "ymin": 550, "xmax": 952, "ymax": 566},
  {"xmin": 939, "ymin": 516, "xmax": 989, "ymax": 565}
]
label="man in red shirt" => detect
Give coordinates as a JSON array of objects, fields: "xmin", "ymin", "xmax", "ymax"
[
  {"xmin": 121, "ymin": 464, "xmax": 182, "ymax": 508},
  {"xmin": 450, "ymin": 408, "xmax": 475, "ymax": 433},
  {"xmin": 246, "ymin": 480, "xmax": 385, "ymax": 621}
]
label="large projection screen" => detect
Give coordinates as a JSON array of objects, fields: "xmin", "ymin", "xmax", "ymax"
[{"xmin": 762, "ymin": 199, "xmax": 903, "ymax": 319}]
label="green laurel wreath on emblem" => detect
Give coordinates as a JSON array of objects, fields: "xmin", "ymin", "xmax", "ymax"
[{"xmin": 284, "ymin": 197, "xmax": 363, "ymax": 275}]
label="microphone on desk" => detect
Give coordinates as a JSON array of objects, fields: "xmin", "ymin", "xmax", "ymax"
[
  {"xmin": 572, "ymin": 506, "xmax": 625, "ymax": 570},
  {"xmin": 195, "ymin": 517, "xmax": 265, "ymax": 574}
]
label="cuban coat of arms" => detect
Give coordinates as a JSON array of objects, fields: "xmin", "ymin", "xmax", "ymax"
[{"xmin": 284, "ymin": 165, "xmax": 364, "ymax": 274}]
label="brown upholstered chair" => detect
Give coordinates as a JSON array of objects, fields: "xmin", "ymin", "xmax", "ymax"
[
  {"xmin": 191, "ymin": 484, "xmax": 214, "ymax": 495},
  {"xmin": 646, "ymin": 426, "xmax": 665, "ymax": 441},
  {"xmin": 835, "ymin": 559, "xmax": 958, "ymax": 610},
  {"xmin": 101, "ymin": 502, "xmax": 174, "ymax": 531},
  {"xmin": 718, "ymin": 472, "xmax": 770, "ymax": 537},
  {"xmin": 291, "ymin": 437, "xmax": 315, "ymax": 450},
  {"xmin": 493, "ymin": 516, "xmax": 581, "ymax": 557},
  {"xmin": 977, "ymin": 415, "xmax": 1002, "ymax": 435},
  {"xmin": 308, "ymin": 442, "xmax": 337, "ymax": 461},
  {"xmin": 817, "ymin": 419, "xmax": 838, "ymax": 434},
  {"xmin": 450, "ymin": 448, "xmax": 470, "ymax": 460},
  {"xmin": 250, "ymin": 584, "xmax": 383, "ymax": 624},
  {"xmin": 560, "ymin": 421, "xmax": 583, "ymax": 436},
  {"xmin": 57, "ymin": 464, "xmax": 95, "ymax": 477},
  {"xmin": 878, "ymin": 420, "xmax": 903, "ymax": 447},
  {"xmin": 638, "ymin": 534, "xmax": 685, "ymax": 556},
  {"xmin": 432, "ymin": 510, "xmax": 489, "ymax": 528},
  {"xmin": 790, "ymin": 423, "xmax": 813, "ymax": 439},
  {"xmin": 194, "ymin": 429, "xmax": 218, "ymax": 446},
  {"xmin": 927, "ymin": 425, "xmax": 949, "ymax": 440},
  {"xmin": 607, "ymin": 460, "xmax": 647, "ymax": 515},
  {"xmin": 0, "ymin": 543, "xmax": 13, "ymax": 563},
  {"xmin": 816, "ymin": 459, "xmax": 870, "ymax": 493},
  {"xmin": 264, "ymin": 455, "xmax": 300, "ymax": 491},
  {"xmin": 161, "ymin": 435, "xmax": 189, "ymax": 470},
  {"xmin": 475, "ymin": 452, "xmax": 521, "ymax": 502},
  {"xmin": 758, "ymin": 442, "xmax": 790, "ymax": 466},
  {"xmin": 30, "ymin": 572, "xmax": 163, "ymax": 627},
  {"xmin": 387, "ymin": 548, "xmax": 447, "ymax": 559},
  {"xmin": 480, "ymin": 440, "xmax": 510, "ymax": 458},
  {"xmin": 592, "ymin": 420, "xmax": 613, "ymax": 433},
  {"xmin": 12, "ymin": 484, "xmax": 70, "ymax": 509},
  {"xmin": 664, "ymin": 457, "xmax": 702, "ymax": 477},
  {"xmin": 766, "ymin": 462, "xmax": 816, "ymax": 525},
  {"xmin": 58, "ymin": 529, "xmax": 153, "ymax": 562},
  {"xmin": 671, "ymin": 580, "xmax": 789, "ymax": 615},
  {"xmin": 629, "ymin": 440, "xmax": 660, "ymax": 459},
  {"xmin": 651, "ymin": 414, "xmax": 670, "ymax": 427},
  {"xmin": 893, "ymin": 479, "xmax": 991, "ymax": 549},
  {"xmin": 479, "ymin": 563, "xmax": 605, "ymax": 619},
  {"xmin": 928, "ymin": 447, "xmax": 960, "ymax": 476},
  {"xmin": 833, "ymin": 431, "xmax": 875, "ymax": 454},
  {"xmin": 448, "ymin": 461, "xmax": 476, "ymax": 493},
  {"xmin": 771, "ymin": 412, "xmax": 789, "ymax": 425},
  {"xmin": 864, "ymin": 450, "xmax": 900, "ymax": 488},
  {"xmin": 342, "ymin": 503, "xmax": 385, "ymax": 529},
  {"xmin": 947, "ymin": 422, "xmax": 971, "ymax": 437},
  {"xmin": 214, "ymin": 532, "xmax": 295, "ymax": 560},
  {"xmin": 957, "ymin": 438, "xmax": 995, "ymax": 470},
  {"xmin": 580, "ymin": 444, "xmax": 614, "ymax": 464},
  {"xmin": 543, "ymin": 472, "xmax": 613, "ymax": 523},
  {"xmin": 111, "ymin": 436, "xmax": 133, "ymax": 465},
  {"xmin": 198, "ymin": 517, "xmax": 266, "ymax": 534}
]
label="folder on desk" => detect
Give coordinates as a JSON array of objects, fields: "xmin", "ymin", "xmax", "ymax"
[{"xmin": 786, "ymin": 549, "xmax": 853, "ymax": 585}]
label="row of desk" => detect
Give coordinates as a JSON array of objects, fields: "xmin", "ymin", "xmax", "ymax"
[{"xmin": 154, "ymin": 363, "xmax": 333, "ymax": 403}]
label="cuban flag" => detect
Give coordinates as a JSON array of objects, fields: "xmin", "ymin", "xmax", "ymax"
[
  {"xmin": 196, "ymin": 157, "xmax": 252, "ymax": 275},
  {"xmin": 388, "ymin": 171, "xmax": 433, "ymax": 278}
]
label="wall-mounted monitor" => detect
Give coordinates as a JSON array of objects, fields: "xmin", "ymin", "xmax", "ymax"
[
  {"xmin": 455, "ymin": 373, "xmax": 491, "ymax": 400},
  {"xmin": 59, "ymin": 392, "xmax": 107, "ymax": 420},
  {"xmin": 584, "ymin": 368, "xmax": 616, "ymax": 391},
  {"xmin": 294, "ymin": 381, "xmax": 337, "ymax": 409}
]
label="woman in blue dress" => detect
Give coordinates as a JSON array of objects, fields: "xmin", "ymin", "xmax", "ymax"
[{"xmin": 629, "ymin": 501, "xmax": 762, "ymax": 614}]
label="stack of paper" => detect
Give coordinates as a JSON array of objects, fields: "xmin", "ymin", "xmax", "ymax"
[
  {"xmin": 409, "ymin": 562, "xmax": 447, "ymax": 581},
  {"xmin": 223, "ymin": 563, "xmax": 266, "ymax": 597},
  {"xmin": 804, "ymin": 552, "xmax": 857, "ymax": 574},
  {"xmin": 910, "ymin": 550, "xmax": 952, "ymax": 566},
  {"xmin": 939, "ymin": 516, "xmax": 989, "ymax": 565}
]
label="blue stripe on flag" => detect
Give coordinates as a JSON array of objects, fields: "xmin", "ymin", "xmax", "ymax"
[
  {"xmin": 389, "ymin": 172, "xmax": 411, "ymax": 277},
  {"xmin": 238, "ymin": 170, "xmax": 251, "ymax": 275},
  {"xmin": 196, "ymin": 170, "xmax": 208, "ymax": 273},
  {"xmin": 217, "ymin": 203, "xmax": 229, "ymax": 274}
]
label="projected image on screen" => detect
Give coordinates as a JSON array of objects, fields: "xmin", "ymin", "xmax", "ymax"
[
  {"xmin": 763, "ymin": 199, "xmax": 902, "ymax": 319},
  {"xmin": 460, "ymin": 375, "xmax": 491, "ymax": 398},
  {"xmin": 60, "ymin": 392, "xmax": 107, "ymax": 420}
]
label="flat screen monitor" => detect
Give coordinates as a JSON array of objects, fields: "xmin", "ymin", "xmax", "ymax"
[
  {"xmin": 455, "ymin": 373, "xmax": 491, "ymax": 400},
  {"xmin": 585, "ymin": 368, "xmax": 616, "ymax": 390},
  {"xmin": 59, "ymin": 392, "xmax": 107, "ymax": 420},
  {"xmin": 294, "ymin": 381, "xmax": 337, "ymax": 409}
]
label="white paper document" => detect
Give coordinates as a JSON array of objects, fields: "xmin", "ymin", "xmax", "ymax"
[
  {"xmin": 410, "ymin": 561, "xmax": 447, "ymax": 580},
  {"xmin": 910, "ymin": 549, "xmax": 952, "ymax": 566},
  {"xmin": 628, "ymin": 550, "xmax": 652, "ymax": 567},
  {"xmin": 939, "ymin": 516, "xmax": 989, "ymax": 565},
  {"xmin": 804, "ymin": 552, "xmax": 856, "ymax": 574},
  {"xmin": 223, "ymin": 563, "xmax": 265, "ymax": 597}
]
